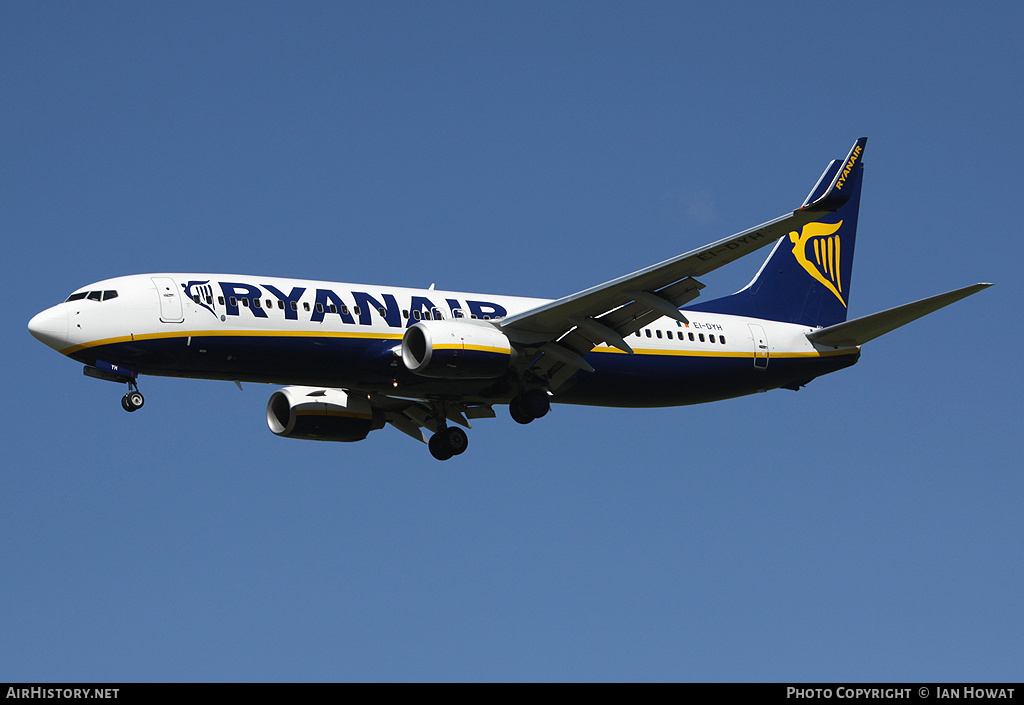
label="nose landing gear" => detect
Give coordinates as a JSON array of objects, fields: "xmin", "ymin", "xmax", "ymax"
[
  {"xmin": 121, "ymin": 380, "xmax": 144, "ymax": 412},
  {"xmin": 82, "ymin": 362, "xmax": 144, "ymax": 413}
]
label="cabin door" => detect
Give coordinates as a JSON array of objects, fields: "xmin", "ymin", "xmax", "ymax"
[
  {"xmin": 748, "ymin": 323, "xmax": 769, "ymax": 370},
  {"xmin": 152, "ymin": 277, "xmax": 184, "ymax": 323}
]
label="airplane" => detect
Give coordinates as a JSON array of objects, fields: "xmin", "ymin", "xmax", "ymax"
[{"xmin": 28, "ymin": 138, "xmax": 991, "ymax": 460}]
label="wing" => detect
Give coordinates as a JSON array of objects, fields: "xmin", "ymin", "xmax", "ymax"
[{"xmin": 500, "ymin": 138, "xmax": 867, "ymax": 390}]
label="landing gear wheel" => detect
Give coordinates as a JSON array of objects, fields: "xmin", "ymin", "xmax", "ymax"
[
  {"xmin": 122, "ymin": 391, "xmax": 144, "ymax": 412},
  {"xmin": 428, "ymin": 426, "xmax": 469, "ymax": 460},
  {"xmin": 520, "ymin": 389, "xmax": 550, "ymax": 419},
  {"xmin": 510, "ymin": 390, "xmax": 549, "ymax": 424},
  {"xmin": 428, "ymin": 432, "xmax": 455, "ymax": 461},
  {"xmin": 509, "ymin": 398, "xmax": 533, "ymax": 425},
  {"xmin": 443, "ymin": 426, "xmax": 468, "ymax": 456}
]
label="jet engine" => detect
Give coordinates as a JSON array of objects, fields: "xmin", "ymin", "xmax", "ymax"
[
  {"xmin": 401, "ymin": 319, "xmax": 514, "ymax": 379},
  {"xmin": 267, "ymin": 386, "xmax": 384, "ymax": 442}
]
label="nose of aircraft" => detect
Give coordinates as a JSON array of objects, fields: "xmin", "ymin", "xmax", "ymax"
[{"xmin": 28, "ymin": 305, "xmax": 69, "ymax": 352}]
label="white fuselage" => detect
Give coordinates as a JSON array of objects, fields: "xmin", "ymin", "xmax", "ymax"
[{"xmin": 30, "ymin": 273, "xmax": 859, "ymax": 408}]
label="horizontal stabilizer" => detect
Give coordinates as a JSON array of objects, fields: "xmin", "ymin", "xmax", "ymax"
[{"xmin": 807, "ymin": 283, "xmax": 992, "ymax": 347}]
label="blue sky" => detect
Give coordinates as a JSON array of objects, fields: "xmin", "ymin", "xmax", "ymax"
[{"xmin": 2, "ymin": 2, "xmax": 1021, "ymax": 681}]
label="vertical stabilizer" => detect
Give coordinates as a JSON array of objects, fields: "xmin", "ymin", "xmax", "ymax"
[{"xmin": 689, "ymin": 138, "xmax": 866, "ymax": 327}]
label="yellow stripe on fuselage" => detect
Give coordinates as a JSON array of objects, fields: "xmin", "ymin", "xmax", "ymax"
[{"xmin": 61, "ymin": 328, "xmax": 405, "ymax": 355}]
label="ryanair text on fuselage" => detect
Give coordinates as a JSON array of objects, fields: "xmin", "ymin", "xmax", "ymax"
[{"xmin": 186, "ymin": 280, "xmax": 508, "ymax": 327}]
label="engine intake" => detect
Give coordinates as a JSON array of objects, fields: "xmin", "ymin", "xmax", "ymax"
[
  {"xmin": 401, "ymin": 319, "xmax": 514, "ymax": 379},
  {"xmin": 267, "ymin": 386, "xmax": 384, "ymax": 442}
]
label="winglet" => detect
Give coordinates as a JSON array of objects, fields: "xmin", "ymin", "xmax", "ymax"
[{"xmin": 799, "ymin": 137, "xmax": 867, "ymax": 213}]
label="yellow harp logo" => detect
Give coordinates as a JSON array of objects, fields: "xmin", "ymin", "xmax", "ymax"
[{"xmin": 788, "ymin": 221, "xmax": 846, "ymax": 307}]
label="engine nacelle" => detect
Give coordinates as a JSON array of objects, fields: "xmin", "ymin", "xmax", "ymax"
[
  {"xmin": 401, "ymin": 319, "xmax": 514, "ymax": 379},
  {"xmin": 266, "ymin": 386, "xmax": 384, "ymax": 442}
]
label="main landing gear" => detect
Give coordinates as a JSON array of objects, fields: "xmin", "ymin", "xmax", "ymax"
[
  {"xmin": 428, "ymin": 425, "xmax": 468, "ymax": 461},
  {"xmin": 121, "ymin": 379, "xmax": 145, "ymax": 412},
  {"xmin": 509, "ymin": 389, "xmax": 550, "ymax": 425}
]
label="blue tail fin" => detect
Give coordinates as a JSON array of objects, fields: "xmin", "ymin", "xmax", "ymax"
[{"xmin": 689, "ymin": 139, "xmax": 865, "ymax": 327}]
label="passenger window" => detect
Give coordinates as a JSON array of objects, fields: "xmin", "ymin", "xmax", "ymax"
[
  {"xmin": 720, "ymin": 336, "xmax": 726, "ymax": 345},
  {"xmin": 316, "ymin": 303, "xmax": 324, "ymax": 313},
  {"xmin": 709, "ymin": 334, "xmax": 715, "ymax": 343},
  {"xmin": 413, "ymin": 310, "xmax": 421, "ymax": 320},
  {"xmin": 303, "ymin": 302, "xmax": 310, "ymax": 311},
  {"xmin": 278, "ymin": 300, "xmax": 284, "ymax": 309},
  {"xmin": 353, "ymin": 306, "xmax": 361, "ymax": 316},
  {"xmin": 87, "ymin": 291, "xmax": 102, "ymax": 301},
  {"xmin": 229, "ymin": 297, "xmax": 237, "ymax": 306},
  {"xmin": 290, "ymin": 301, "xmax": 297, "ymax": 311},
  {"xmin": 193, "ymin": 295, "xmax": 201, "ymax": 304},
  {"xmin": 645, "ymin": 329, "xmax": 652, "ymax": 338},
  {"xmin": 328, "ymin": 304, "xmax": 337, "ymax": 314},
  {"xmin": 688, "ymin": 332, "xmax": 695, "ymax": 341},
  {"xmin": 218, "ymin": 296, "xmax": 225, "ymax": 305},
  {"xmin": 266, "ymin": 300, "xmax": 273, "ymax": 309},
  {"xmin": 253, "ymin": 298, "xmax": 261, "ymax": 308},
  {"xmin": 699, "ymin": 333, "xmax": 705, "ymax": 342},
  {"xmin": 66, "ymin": 292, "xmax": 88, "ymax": 302},
  {"xmin": 403, "ymin": 310, "xmax": 409, "ymax": 319},
  {"xmin": 656, "ymin": 330, "xmax": 662, "ymax": 339},
  {"xmin": 666, "ymin": 331, "xmax": 673, "ymax": 339},
  {"xmin": 341, "ymin": 305, "xmax": 349, "ymax": 315},
  {"xmin": 103, "ymin": 291, "xmax": 118, "ymax": 301},
  {"xmin": 241, "ymin": 298, "xmax": 249, "ymax": 307},
  {"xmin": 378, "ymin": 306, "xmax": 387, "ymax": 317}
]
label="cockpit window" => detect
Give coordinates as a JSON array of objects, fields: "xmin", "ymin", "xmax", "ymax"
[{"xmin": 66, "ymin": 290, "xmax": 119, "ymax": 302}]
